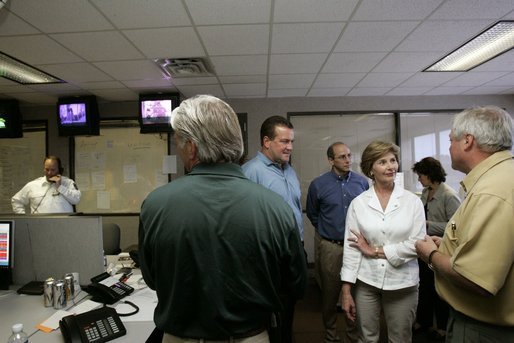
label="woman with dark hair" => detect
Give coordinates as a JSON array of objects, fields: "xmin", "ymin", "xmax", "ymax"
[{"xmin": 412, "ymin": 157, "xmax": 461, "ymax": 341}]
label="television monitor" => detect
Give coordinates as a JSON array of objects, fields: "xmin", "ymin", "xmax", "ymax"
[
  {"xmin": 138, "ymin": 93, "xmax": 180, "ymax": 133},
  {"xmin": 57, "ymin": 95, "xmax": 100, "ymax": 136},
  {"xmin": 0, "ymin": 99, "xmax": 23, "ymax": 139},
  {"xmin": 0, "ymin": 220, "xmax": 14, "ymax": 289}
]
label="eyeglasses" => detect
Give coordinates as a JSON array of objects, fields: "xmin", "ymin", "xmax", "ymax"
[{"xmin": 334, "ymin": 154, "xmax": 352, "ymax": 160}]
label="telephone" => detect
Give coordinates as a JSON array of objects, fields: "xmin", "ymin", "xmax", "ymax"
[
  {"xmin": 60, "ymin": 306, "xmax": 126, "ymax": 343},
  {"xmin": 85, "ymin": 272, "xmax": 134, "ymax": 305}
]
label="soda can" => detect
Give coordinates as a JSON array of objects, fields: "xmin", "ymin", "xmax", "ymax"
[
  {"xmin": 64, "ymin": 273, "xmax": 75, "ymax": 301},
  {"xmin": 52, "ymin": 280, "xmax": 67, "ymax": 309},
  {"xmin": 43, "ymin": 277, "xmax": 55, "ymax": 307}
]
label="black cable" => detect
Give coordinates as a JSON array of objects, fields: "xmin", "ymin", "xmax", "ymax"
[{"xmin": 116, "ymin": 300, "xmax": 139, "ymax": 317}]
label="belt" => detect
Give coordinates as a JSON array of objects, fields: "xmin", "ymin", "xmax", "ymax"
[{"xmin": 321, "ymin": 236, "xmax": 344, "ymax": 246}]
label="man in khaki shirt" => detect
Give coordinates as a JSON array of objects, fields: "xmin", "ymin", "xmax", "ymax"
[{"xmin": 415, "ymin": 106, "xmax": 514, "ymax": 342}]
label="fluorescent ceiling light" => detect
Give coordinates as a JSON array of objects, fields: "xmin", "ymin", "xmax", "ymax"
[
  {"xmin": 0, "ymin": 51, "xmax": 64, "ymax": 84},
  {"xmin": 425, "ymin": 21, "xmax": 514, "ymax": 72}
]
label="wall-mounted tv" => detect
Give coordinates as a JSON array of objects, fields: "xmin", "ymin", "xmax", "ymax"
[
  {"xmin": 57, "ymin": 95, "xmax": 100, "ymax": 136},
  {"xmin": 138, "ymin": 93, "xmax": 180, "ymax": 133},
  {"xmin": 0, "ymin": 99, "xmax": 23, "ymax": 139}
]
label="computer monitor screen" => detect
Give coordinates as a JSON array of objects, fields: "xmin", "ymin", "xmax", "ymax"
[
  {"xmin": 0, "ymin": 221, "xmax": 13, "ymax": 269},
  {"xmin": 0, "ymin": 100, "xmax": 23, "ymax": 139}
]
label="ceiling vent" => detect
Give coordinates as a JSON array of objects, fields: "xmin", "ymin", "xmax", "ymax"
[{"xmin": 156, "ymin": 58, "xmax": 213, "ymax": 78}]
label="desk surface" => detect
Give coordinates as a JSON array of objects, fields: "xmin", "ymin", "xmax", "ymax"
[{"xmin": 0, "ymin": 260, "xmax": 156, "ymax": 342}]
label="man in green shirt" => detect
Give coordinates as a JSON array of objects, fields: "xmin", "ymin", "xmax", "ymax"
[{"xmin": 139, "ymin": 95, "xmax": 308, "ymax": 342}]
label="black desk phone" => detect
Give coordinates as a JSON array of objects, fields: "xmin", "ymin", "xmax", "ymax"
[
  {"xmin": 85, "ymin": 272, "xmax": 134, "ymax": 305},
  {"xmin": 60, "ymin": 306, "xmax": 126, "ymax": 343}
]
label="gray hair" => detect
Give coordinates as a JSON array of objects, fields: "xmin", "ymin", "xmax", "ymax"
[
  {"xmin": 171, "ymin": 95, "xmax": 243, "ymax": 163},
  {"xmin": 452, "ymin": 106, "xmax": 513, "ymax": 153}
]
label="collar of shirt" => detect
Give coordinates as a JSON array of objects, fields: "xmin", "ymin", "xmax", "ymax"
[
  {"xmin": 188, "ymin": 162, "xmax": 247, "ymax": 179},
  {"xmin": 460, "ymin": 150, "xmax": 513, "ymax": 194},
  {"xmin": 330, "ymin": 169, "xmax": 351, "ymax": 183},
  {"xmin": 256, "ymin": 151, "xmax": 289, "ymax": 170}
]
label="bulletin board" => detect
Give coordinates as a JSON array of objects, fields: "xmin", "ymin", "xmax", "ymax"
[{"xmin": 74, "ymin": 124, "xmax": 170, "ymax": 213}]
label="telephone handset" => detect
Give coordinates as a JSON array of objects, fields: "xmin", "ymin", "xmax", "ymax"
[
  {"xmin": 59, "ymin": 306, "xmax": 126, "ymax": 343},
  {"xmin": 85, "ymin": 272, "xmax": 134, "ymax": 305}
]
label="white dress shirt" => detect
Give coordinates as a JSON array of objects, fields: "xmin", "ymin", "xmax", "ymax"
[
  {"xmin": 11, "ymin": 176, "xmax": 81, "ymax": 214},
  {"xmin": 341, "ymin": 184, "xmax": 426, "ymax": 290}
]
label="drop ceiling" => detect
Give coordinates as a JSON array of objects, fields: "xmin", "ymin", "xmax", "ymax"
[{"xmin": 1, "ymin": 0, "xmax": 514, "ymax": 105}]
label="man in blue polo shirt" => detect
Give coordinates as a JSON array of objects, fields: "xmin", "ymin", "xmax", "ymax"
[
  {"xmin": 243, "ymin": 115, "xmax": 303, "ymax": 343},
  {"xmin": 306, "ymin": 142, "xmax": 369, "ymax": 343}
]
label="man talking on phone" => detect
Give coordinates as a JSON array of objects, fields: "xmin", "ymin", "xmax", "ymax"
[{"xmin": 11, "ymin": 155, "xmax": 81, "ymax": 214}]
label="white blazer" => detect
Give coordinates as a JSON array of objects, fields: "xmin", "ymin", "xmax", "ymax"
[{"xmin": 341, "ymin": 184, "xmax": 426, "ymax": 290}]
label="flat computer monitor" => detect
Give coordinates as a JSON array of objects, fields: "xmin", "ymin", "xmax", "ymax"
[{"xmin": 0, "ymin": 220, "xmax": 14, "ymax": 289}]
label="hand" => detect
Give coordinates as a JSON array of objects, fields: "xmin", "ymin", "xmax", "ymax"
[
  {"xmin": 48, "ymin": 175, "xmax": 62, "ymax": 187},
  {"xmin": 348, "ymin": 229, "xmax": 372, "ymax": 256},
  {"xmin": 415, "ymin": 235, "xmax": 438, "ymax": 263},
  {"xmin": 341, "ymin": 289, "xmax": 357, "ymax": 322}
]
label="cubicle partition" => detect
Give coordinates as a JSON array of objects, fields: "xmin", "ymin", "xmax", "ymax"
[{"xmin": 0, "ymin": 215, "xmax": 105, "ymax": 286}]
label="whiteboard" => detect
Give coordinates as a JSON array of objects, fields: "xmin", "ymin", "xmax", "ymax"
[
  {"xmin": 0, "ymin": 130, "xmax": 46, "ymax": 213},
  {"xmin": 74, "ymin": 125, "xmax": 169, "ymax": 213}
]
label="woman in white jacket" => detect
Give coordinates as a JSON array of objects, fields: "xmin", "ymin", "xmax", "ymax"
[{"xmin": 340, "ymin": 141, "xmax": 426, "ymax": 343}]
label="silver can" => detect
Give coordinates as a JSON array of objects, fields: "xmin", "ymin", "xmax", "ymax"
[
  {"xmin": 64, "ymin": 273, "xmax": 75, "ymax": 301},
  {"xmin": 43, "ymin": 277, "xmax": 55, "ymax": 307},
  {"xmin": 52, "ymin": 279, "xmax": 66, "ymax": 309}
]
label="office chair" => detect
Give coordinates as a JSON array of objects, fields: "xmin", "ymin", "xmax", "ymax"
[{"xmin": 102, "ymin": 223, "xmax": 122, "ymax": 255}]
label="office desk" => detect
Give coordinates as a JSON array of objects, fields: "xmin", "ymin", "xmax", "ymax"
[{"xmin": 0, "ymin": 271, "xmax": 157, "ymax": 342}]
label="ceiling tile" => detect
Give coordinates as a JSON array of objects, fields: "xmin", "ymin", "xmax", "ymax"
[
  {"xmin": 219, "ymin": 75, "xmax": 267, "ymax": 84},
  {"xmin": 40, "ymin": 63, "xmax": 113, "ymax": 83},
  {"xmin": 0, "ymin": 11, "xmax": 39, "ymax": 35},
  {"xmin": 186, "ymin": 0, "xmax": 271, "ymax": 25},
  {"xmin": 268, "ymin": 88, "xmax": 308, "ymax": 97},
  {"xmin": 463, "ymin": 86, "xmax": 514, "ymax": 94},
  {"xmin": 482, "ymin": 72, "xmax": 514, "ymax": 86},
  {"xmin": 357, "ymin": 73, "xmax": 413, "ymax": 87},
  {"xmin": 268, "ymin": 74, "xmax": 316, "ymax": 89},
  {"xmin": 199, "ymin": 25, "xmax": 269, "ymax": 55},
  {"xmin": 274, "ymin": 0, "xmax": 358, "ymax": 22},
  {"xmin": 210, "ymin": 55, "xmax": 267, "ymax": 75},
  {"xmin": 308, "ymin": 88, "xmax": 351, "ymax": 97},
  {"xmin": 269, "ymin": 54, "xmax": 328, "ymax": 74},
  {"xmin": 124, "ymin": 27, "xmax": 205, "ymax": 59},
  {"xmin": 443, "ymin": 72, "xmax": 509, "ymax": 86},
  {"xmin": 334, "ymin": 21, "xmax": 419, "ymax": 52},
  {"xmin": 170, "ymin": 77, "xmax": 218, "ymax": 86},
  {"xmin": 429, "ymin": 0, "xmax": 514, "ymax": 20},
  {"xmin": 373, "ymin": 52, "xmax": 443, "ymax": 72},
  {"xmin": 92, "ymin": 0, "xmax": 191, "ymax": 28},
  {"xmin": 347, "ymin": 87, "xmax": 390, "ymax": 96},
  {"xmin": 353, "ymin": 0, "xmax": 444, "ymax": 20},
  {"xmin": 386, "ymin": 87, "xmax": 433, "ymax": 96},
  {"xmin": 94, "ymin": 60, "xmax": 164, "ymax": 81},
  {"xmin": 0, "ymin": 36, "xmax": 82, "ymax": 64},
  {"xmin": 223, "ymin": 83, "xmax": 266, "ymax": 97},
  {"xmin": 401, "ymin": 72, "xmax": 460, "ymax": 87},
  {"xmin": 313, "ymin": 73, "xmax": 365, "ymax": 88},
  {"xmin": 396, "ymin": 20, "xmax": 492, "ymax": 52},
  {"xmin": 323, "ymin": 53, "xmax": 386, "ymax": 73},
  {"xmin": 423, "ymin": 86, "xmax": 472, "ymax": 95},
  {"xmin": 271, "ymin": 23, "xmax": 344, "ymax": 54},
  {"xmin": 52, "ymin": 31, "xmax": 144, "ymax": 61},
  {"xmin": 177, "ymin": 84, "xmax": 225, "ymax": 98},
  {"xmin": 9, "ymin": 0, "xmax": 113, "ymax": 32}
]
